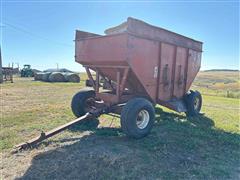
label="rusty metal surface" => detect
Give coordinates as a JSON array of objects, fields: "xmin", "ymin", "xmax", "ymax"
[
  {"xmin": 105, "ymin": 17, "xmax": 203, "ymax": 52},
  {"xmin": 75, "ymin": 30, "xmax": 101, "ymax": 40},
  {"xmin": 173, "ymin": 47, "xmax": 188, "ymax": 98},
  {"xmin": 75, "ymin": 33, "xmax": 129, "ymax": 66},
  {"xmin": 75, "ymin": 18, "xmax": 202, "ymax": 111},
  {"xmin": 185, "ymin": 49, "xmax": 202, "ymax": 92},
  {"xmin": 157, "ymin": 43, "xmax": 175, "ymax": 101}
]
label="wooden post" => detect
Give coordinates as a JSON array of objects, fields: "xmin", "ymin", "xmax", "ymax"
[{"xmin": 0, "ymin": 46, "xmax": 3, "ymax": 83}]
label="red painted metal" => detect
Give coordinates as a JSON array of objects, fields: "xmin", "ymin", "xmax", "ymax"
[{"xmin": 75, "ymin": 17, "xmax": 203, "ymax": 112}]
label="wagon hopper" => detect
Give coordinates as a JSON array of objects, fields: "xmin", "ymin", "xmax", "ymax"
[{"xmin": 73, "ymin": 17, "xmax": 203, "ymax": 138}]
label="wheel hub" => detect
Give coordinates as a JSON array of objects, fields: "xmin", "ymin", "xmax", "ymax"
[
  {"xmin": 136, "ymin": 110, "xmax": 150, "ymax": 129},
  {"xmin": 84, "ymin": 98, "xmax": 95, "ymax": 112},
  {"xmin": 194, "ymin": 97, "xmax": 200, "ymax": 110}
]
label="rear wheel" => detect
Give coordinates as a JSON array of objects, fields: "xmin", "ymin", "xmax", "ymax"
[
  {"xmin": 185, "ymin": 90, "xmax": 202, "ymax": 116},
  {"xmin": 120, "ymin": 98, "xmax": 155, "ymax": 139},
  {"xmin": 71, "ymin": 90, "xmax": 95, "ymax": 117}
]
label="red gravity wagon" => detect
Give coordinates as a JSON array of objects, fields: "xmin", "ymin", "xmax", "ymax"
[
  {"xmin": 73, "ymin": 17, "xmax": 203, "ymax": 138},
  {"xmin": 15, "ymin": 17, "xmax": 203, "ymax": 151}
]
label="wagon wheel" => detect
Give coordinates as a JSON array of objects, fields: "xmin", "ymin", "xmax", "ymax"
[
  {"xmin": 71, "ymin": 90, "xmax": 96, "ymax": 117},
  {"xmin": 120, "ymin": 98, "xmax": 155, "ymax": 139},
  {"xmin": 185, "ymin": 90, "xmax": 202, "ymax": 116},
  {"xmin": 71, "ymin": 90, "xmax": 99, "ymax": 129}
]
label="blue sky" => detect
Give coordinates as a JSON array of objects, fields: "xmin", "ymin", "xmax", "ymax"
[{"xmin": 1, "ymin": 1, "xmax": 239, "ymax": 71}]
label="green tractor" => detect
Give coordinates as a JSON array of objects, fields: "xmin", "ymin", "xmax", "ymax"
[{"xmin": 21, "ymin": 64, "xmax": 34, "ymax": 77}]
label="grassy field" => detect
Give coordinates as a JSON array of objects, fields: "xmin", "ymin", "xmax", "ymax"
[
  {"xmin": 1, "ymin": 71, "xmax": 240, "ymax": 179},
  {"xmin": 193, "ymin": 70, "xmax": 240, "ymax": 98}
]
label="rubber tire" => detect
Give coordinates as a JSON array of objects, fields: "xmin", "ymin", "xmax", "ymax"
[
  {"xmin": 120, "ymin": 98, "xmax": 155, "ymax": 139},
  {"xmin": 185, "ymin": 90, "xmax": 202, "ymax": 117},
  {"xmin": 71, "ymin": 90, "xmax": 95, "ymax": 117}
]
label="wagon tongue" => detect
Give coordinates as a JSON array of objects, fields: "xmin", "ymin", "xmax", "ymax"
[{"xmin": 12, "ymin": 113, "xmax": 93, "ymax": 153}]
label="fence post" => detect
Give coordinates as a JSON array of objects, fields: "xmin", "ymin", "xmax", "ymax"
[{"xmin": 0, "ymin": 46, "xmax": 3, "ymax": 83}]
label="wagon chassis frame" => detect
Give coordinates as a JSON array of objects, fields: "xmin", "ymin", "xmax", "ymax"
[{"xmin": 84, "ymin": 65, "xmax": 135, "ymax": 106}]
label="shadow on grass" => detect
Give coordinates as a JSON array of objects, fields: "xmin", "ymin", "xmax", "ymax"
[
  {"xmin": 155, "ymin": 107, "xmax": 215, "ymax": 128},
  {"xmin": 18, "ymin": 107, "xmax": 240, "ymax": 180}
]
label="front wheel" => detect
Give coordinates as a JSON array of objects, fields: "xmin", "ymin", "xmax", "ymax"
[
  {"xmin": 184, "ymin": 90, "xmax": 202, "ymax": 116},
  {"xmin": 120, "ymin": 98, "xmax": 155, "ymax": 139},
  {"xmin": 71, "ymin": 90, "xmax": 95, "ymax": 117}
]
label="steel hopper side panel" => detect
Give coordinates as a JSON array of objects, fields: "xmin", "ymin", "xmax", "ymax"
[
  {"xmin": 74, "ymin": 32, "xmax": 201, "ymax": 104},
  {"xmin": 75, "ymin": 34, "xmax": 129, "ymax": 66},
  {"xmin": 127, "ymin": 35, "xmax": 159, "ymax": 102},
  {"xmin": 185, "ymin": 49, "xmax": 201, "ymax": 92},
  {"xmin": 127, "ymin": 17, "xmax": 203, "ymax": 52},
  {"xmin": 157, "ymin": 43, "xmax": 175, "ymax": 101},
  {"xmin": 75, "ymin": 33, "xmax": 147, "ymax": 94},
  {"xmin": 173, "ymin": 47, "xmax": 188, "ymax": 98}
]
